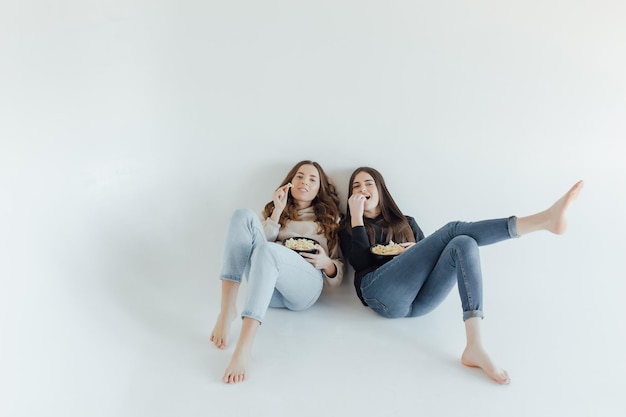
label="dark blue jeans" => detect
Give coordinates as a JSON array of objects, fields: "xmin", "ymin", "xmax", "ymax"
[{"xmin": 360, "ymin": 217, "xmax": 519, "ymax": 320}]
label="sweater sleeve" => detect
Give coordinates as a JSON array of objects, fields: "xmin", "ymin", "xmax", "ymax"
[
  {"xmin": 323, "ymin": 243, "xmax": 345, "ymax": 288},
  {"xmin": 341, "ymin": 225, "xmax": 374, "ymax": 272}
]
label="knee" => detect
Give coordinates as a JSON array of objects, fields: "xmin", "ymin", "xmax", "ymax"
[
  {"xmin": 231, "ymin": 208, "xmax": 256, "ymax": 223},
  {"xmin": 444, "ymin": 220, "xmax": 461, "ymax": 230},
  {"xmin": 450, "ymin": 235, "xmax": 478, "ymax": 255},
  {"xmin": 444, "ymin": 221, "xmax": 459, "ymax": 229},
  {"xmin": 441, "ymin": 221, "xmax": 461, "ymax": 236}
]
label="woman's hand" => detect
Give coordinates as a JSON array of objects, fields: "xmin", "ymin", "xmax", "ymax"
[
  {"xmin": 270, "ymin": 184, "xmax": 291, "ymax": 221},
  {"xmin": 348, "ymin": 193, "xmax": 366, "ymax": 226},
  {"xmin": 397, "ymin": 242, "xmax": 416, "ymax": 255},
  {"xmin": 300, "ymin": 245, "xmax": 336, "ymax": 277}
]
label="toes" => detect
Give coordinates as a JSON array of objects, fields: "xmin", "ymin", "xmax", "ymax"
[
  {"xmin": 210, "ymin": 334, "xmax": 226, "ymax": 349},
  {"xmin": 223, "ymin": 370, "xmax": 245, "ymax": 384},
  {"xmin": 495, "ymin": 370, "xmax": 510, "ymax": 385},
  {"xmin": 568, "ymin": 181, "xmax": 584, "ymax": 200}
]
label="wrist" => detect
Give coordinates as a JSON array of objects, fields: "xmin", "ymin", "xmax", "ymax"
[
  {"xmin": 351, "ymin": 219, "xmax": 364, "ymax": 227},
  {"xmin": 270, "ymin": 210, "xmax": 282, "ymax": 224},
  {"xmin": 323, "ymin": 262, "xmax": 337, "ymax": 278}
]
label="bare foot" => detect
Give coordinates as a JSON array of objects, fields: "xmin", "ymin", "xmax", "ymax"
[
  {"xmin": 222, "ymin": 317, "xmax": 260, "ymax": 384},
  {"xmin": 546, "ymin": 180, "xmax": 584, "ymax": 235},
  {"xmin": 210, "ymin": 309, "xmax": 237, "ymax": 350},
  {"xmin": 223, "ymin": 345, "xmax": 253, "ymax": 384},
  {"xmin": 517, "ymin": 180, "xmax": 584, "ymax": 236},
  {"xmin": 462, "ymin": 345, "xmax": 510, "ymax": 385}
]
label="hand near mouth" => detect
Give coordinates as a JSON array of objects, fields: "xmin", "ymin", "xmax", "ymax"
[
  {"xmin": 348, "ymin": 193, "xmax": 366, "ymax": 223},
  {"xmin": 272, "ymin": 183, "xmax": 292, "ymax": 215}
]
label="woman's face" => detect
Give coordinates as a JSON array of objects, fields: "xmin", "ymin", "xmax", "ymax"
[
  {"xmin": 290, "ymin": 164, "xmax": 320, "ymax": 207},
  {"xmin": 352, "ymin": 171, "xmax": 380, "ymax": 215}
]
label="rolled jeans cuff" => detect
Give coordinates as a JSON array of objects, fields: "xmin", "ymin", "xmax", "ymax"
[
  {"xmin": 241, "ymin": 312, "xmax": 263, "ymax": 324},
  {"xmin": 463, "ymin": 309, "xmax": 484, "ymax": 321},
  {"xmin": 508, "ymin": 216, "xmax": 520, "ymax": 238},
  {"xmin": 220, "ymin": 276, "xmax": 242, "ymax": 284}
]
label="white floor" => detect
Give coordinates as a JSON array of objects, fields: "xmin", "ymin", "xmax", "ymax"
[{"xmin": 6, "ymin": 241, "xmax": 623, "ymax": 417}]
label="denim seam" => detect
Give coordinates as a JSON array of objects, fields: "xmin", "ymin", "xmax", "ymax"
[
  {"xmin": 241, "ymin": 244, "xmax": 282, "ymax": 324},
  {"xmin": 455, "ymin": 245, "xmax": 475, "ymax": 315},
  {"xmin": 363, "ymin": 297, "xmax": 392, "ymax": 318},
  {"xmin": 360, "ymin": 266, "xmax": 387, "ymax": 294}
]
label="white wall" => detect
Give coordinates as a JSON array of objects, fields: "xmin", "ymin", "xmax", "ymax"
[{"xmin": 1, "ymin": 1, "xmax": 624, "ymax": 416}]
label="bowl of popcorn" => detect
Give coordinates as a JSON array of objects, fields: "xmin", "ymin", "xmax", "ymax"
[
  {"xmin": 283, "ymin": 237, "xmax": 319, "ymax": 254},
  {"xmin": 370, "ymin": 240, "xmax": 403, "ymax": 259}
]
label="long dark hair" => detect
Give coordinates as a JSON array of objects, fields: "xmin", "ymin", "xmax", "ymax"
[
  {"xmin": 263, "ymin": 160, "xmax": 341, "ymax": 252},
  {"xmin": 341, "ymin": 167, "xmax": 415, "ymax": 244}
]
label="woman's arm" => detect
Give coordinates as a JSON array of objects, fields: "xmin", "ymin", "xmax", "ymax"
[
  {"xmin": 324, "ymin": 251, "xmax": 345, "ymax": 288},
  {"xmin": 341, "ymin": 226, "xmax": 374, "ymax": 272},
  {"xmin": 260, "ymin": 183, "xmax": 294, "ymax": 241}
]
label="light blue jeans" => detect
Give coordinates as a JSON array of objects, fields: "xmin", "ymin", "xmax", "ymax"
[
  {"xmin": 219, "ymin": 208, "xmax": 324, "ymax": 323},
  {"xmin": 360, "ymin": 217, "xmax": 519, "ymax": 321}
]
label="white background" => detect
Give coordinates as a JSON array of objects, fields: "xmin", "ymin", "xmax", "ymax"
[{"xmin": 1, "ymin": 1, "xmax": 624, "ymax": 416}]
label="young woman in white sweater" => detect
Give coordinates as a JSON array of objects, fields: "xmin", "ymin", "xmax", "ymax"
[{"xmin": 210, "ymin": 160, "xmax": 344, "ymax": 384}]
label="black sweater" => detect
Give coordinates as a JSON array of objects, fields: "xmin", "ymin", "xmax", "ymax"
[{"xmin": 339, "ymin": 215, "xmax": 425, "ymax": 305}]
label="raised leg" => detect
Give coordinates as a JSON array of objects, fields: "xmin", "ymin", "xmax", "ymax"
[{"xmin": 459, "ymin": 180, "xmax": 584, "ymax": 384}]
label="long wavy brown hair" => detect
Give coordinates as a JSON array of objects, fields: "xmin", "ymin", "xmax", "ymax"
[
  {"xmin": 263, "ymin": 160, "xmax": 341, "ymax": 252},
  {"xmin": 340, "ymin": 166, "xmax": 415, "ymax": 244}
]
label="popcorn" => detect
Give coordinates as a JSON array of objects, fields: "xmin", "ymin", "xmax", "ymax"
[
  {"xmin": 284, "ymin": 237, "xmax": 316, "ymax": 251},
  {"xmin": 371, "ymin": 240, "xmax": 402, "ymax": 256}
]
